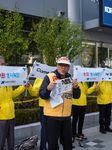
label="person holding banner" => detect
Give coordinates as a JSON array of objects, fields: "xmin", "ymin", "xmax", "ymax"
[
  {"xmin": 0, "ymin": 56, "xmax": 28, "ymax": 150},
  {"xmin": 39, "ymin": 57, "xmax": 80, "ymax": 150},
  {"xmin": 94, "ymin": 71, "xmax": 112, "ymax": 134},
  {"xmin": 72, "ymin": 80, "xmax": 97, "ymax": 141},
  {"xmin": 27, "ymin": 79, "xmax": 47, "ymax": 150}
]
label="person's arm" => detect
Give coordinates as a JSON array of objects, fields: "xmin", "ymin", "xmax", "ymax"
[
  {"xmin": 28, "ymin": 78, "xmax": 43, "ymax": 96},
  {"xmin": 73, "ymin": 87, "xmax": 80, "ymax": 99},
  {"xmin": 85, "ymin": 82, "xmax": 95, "ymax": 95},
  {"xmin": 71, "ymin": 79, "xmax": 80, "ymax": 99},
  {"xmin": 12, "ymin": 85, "xmax": 25, "ymax": 98},
  {"xmin": 39, "ymin": 75, "xmax": 51, "ymax": 99}
]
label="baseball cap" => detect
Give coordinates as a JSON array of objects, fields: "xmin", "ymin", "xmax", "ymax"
[{"xmin": 57, "ymin": 57, "xmax": 71, "ymax": 65}]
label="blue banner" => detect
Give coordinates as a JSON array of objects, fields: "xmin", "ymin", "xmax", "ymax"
[{"xmin": 102, "ymin": 0, "xmax": 112, "ymax": 27}]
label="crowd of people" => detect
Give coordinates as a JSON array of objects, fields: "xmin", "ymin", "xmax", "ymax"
[{"xmin": 0, "ymin": 55, "xmax": 112, "ymax": 150}]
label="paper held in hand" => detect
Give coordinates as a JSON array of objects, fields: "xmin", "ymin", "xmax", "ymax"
[{"xmin": 50, "ymin": 77, "xmax": 72, "ymax": 108}]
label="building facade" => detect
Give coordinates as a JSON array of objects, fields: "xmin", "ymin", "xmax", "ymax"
[{"xmin": 1, "ymin": 0, "xmax": 112, "ymax": 73}]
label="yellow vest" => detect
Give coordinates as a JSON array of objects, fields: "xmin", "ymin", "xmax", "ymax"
[{"xmin": 44, "ymin": 73, "xmax": 73, "ymax": 117}]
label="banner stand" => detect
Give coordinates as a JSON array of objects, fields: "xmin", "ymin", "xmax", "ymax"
[{"xmin": 25, "ymin": 65, "xmax": 28, "ymax": 96}]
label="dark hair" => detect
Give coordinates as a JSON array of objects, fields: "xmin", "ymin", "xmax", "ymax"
[{"xmin": 0, "ymin": 56, "xmax": 4, "ymax": 60}]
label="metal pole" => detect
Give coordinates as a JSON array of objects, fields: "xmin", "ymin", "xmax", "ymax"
[
  {"xmin": 108, "ymin": 47, "xmax": 109, "ymax": 66},
  {"xmin": 95, "ymin": 42, "xmax": 98, "ymax": 67},
  {"xmin": 25, "ymin": 65, "xmax": 28, "ymax": 96}
]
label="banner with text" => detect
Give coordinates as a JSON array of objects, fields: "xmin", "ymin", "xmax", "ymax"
[
  {"xmin": 73, "ymin": 66, "xmax": 112, "ymax": 82},
  {"xmin": 0, "ymin": 66, "xmax": 27, "ymax": 87},
  {"xmin": 29, "ymin": 61, "xmax": 57, "ymax": 79}
]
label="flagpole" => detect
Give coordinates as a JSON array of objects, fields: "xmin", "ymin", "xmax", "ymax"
[{"xmin": 25, "ymin": 65, "xmax": 28, "ymax": 96}]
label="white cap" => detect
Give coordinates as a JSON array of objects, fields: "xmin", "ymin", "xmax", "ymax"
[{"xmin": 57, "ymin": 57, "xmax": 71, "ymax": 65}]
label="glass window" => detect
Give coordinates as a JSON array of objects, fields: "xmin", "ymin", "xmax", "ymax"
[
  {"xmin": 82, "ymin": 42, "xmax": 95, "ymax": 68},
  {"xmin": 109, "ymin": 50, "xmax": 112, "ymax": 68},
  {"xmin": 98, "ymin": 47, "xmax": 108, "ymax": 67}
]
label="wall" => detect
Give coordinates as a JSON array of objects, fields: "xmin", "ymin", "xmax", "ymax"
[
  {"xmin": 0, "ymin": 0, "xmax": 68, "ymax": 18},
  {"xmin": 84, "ymin": 30, "xmax": 112, "ymax": 44},
  {"xmin": 82, "ymin": 0, "xmax": 99, "ymax": 22}
]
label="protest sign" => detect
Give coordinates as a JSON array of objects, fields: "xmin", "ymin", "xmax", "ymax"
[
  {"xmin": 103, "ymin": 68, "xmax": 112, "ymax": 81},
  {"xmin": 28, "ymin": 61, "xmax": 57, "ymax": 79},
  {"xmin": 0, "ymin": 66, "xmax": 27, "ymax": 87},
  {"xmin": 73, "ymin": 66, "xmax": 105, "ymax": 82}
]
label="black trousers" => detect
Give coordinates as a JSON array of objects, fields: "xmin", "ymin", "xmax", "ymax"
[
  {"xmin": 72, "ymin": 105, "xmax": 86, "ymax": 136},
  {"xmin": 0, "ymin": 119, "xmax": 14, "ymax": 150},
  {"xmin": 40, "ymin": 107, "xmax": 47, "ymax": 149},
  {"xmin": 45, "ymin": 116, "xmax": 72, "ymax": 150},
  {"xmin": 98, "ymin": 103, "xmax": 111, "ymax": 129}
]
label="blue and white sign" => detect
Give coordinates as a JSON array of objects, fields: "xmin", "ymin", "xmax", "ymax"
[
  {"xmin": 73, "ymin": 66, "xmax": 112, "ymax": 82},
  {"xmin": 101, "ymin": 0, "xmax": 112, "ymax": 27},
  {"xmin": 0, "ymin": 66, "xmax": 27, "ymax": 87},
  {"xmin": 104, "ymin": 68, "xmax": 112, "ymax": 80},
  {"xmin": 28, "ymin": 61, "xmax": 57, "ymax": 79},
  {"xmin": 73, "ymin": 67, "xmax": 105, "ymax": 82}
]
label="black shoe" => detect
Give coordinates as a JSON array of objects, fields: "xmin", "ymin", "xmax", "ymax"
[
  {"xmin": 105, "ymin": 127, "xmax": 112, "ymax": 132},
  {"xmin": 40, "ymin": 146, "xmax": 47, "ymax": 150},
  {"xmin": 100, "ymin": 128, "xmax": 106, "ymax": 134}
]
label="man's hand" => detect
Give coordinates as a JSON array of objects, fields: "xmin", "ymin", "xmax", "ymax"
[
  {"xmin": 24, "ymin": 82, "xmax": 30, "ymax": 88},
  {"xmin": 47, "ymin": 82, "xmax": 57, "ymax": 91},
  {"xmin": 94, "ymin": 85, "xmax": 98, "ymax": 89},
  {"xmin": 94, "ymin": 82, "xmax": 99, "ymax": 89},
  {"xmin": 72, "ymin": 80, "xmax": 78, "ymax": 89},
  {"xmin": 94, "ymin": 84, "xmax": 99, "ymax": 89}
]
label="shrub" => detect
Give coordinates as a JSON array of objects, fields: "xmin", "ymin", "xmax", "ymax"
[
  {"xmin": 15, "ymin": 108, "xmax": 40, "ymax": 126},
  {"xmin": 14, "ymin": 89, "xmax": 39, "ymax": 109},
  {"xmin": 86, "ymin": 99, "xmax": 99, "ymax": 113},
  {"xmin": 14, "ymin": 90, "xmax": 99, "ymax": 126}
]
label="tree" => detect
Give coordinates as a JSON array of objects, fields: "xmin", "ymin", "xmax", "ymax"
[
  {"xmin": 0, "ymin": 8, "xmax": 29, "ymax": 64},
  {"xmin": 30, "ymin": 14, "xmax": 89, "ymax": 66}
]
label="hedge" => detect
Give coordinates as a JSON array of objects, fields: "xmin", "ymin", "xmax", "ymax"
[
  {"xmin": 15, "ymin": 108, "xmax": 40, "ymax": 126},
  {"xmin": 15, "ymin": 99, "xmax": 99, "ymax": 126},
  {"xmin": 86, "ymin": 99, "xmax": 99, "ymax": 113}
]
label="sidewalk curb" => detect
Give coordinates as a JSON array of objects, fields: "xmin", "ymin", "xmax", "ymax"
[{"xmin": 15, "ymin": 111, "xmax": 112, "ymax": 144}]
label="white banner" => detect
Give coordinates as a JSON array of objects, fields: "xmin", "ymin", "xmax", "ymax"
[
  {"xmin": 29, "ymin": 61, "xmax": 57, "ymax": 79},
  {"xmin": 73, "ymin": 66, "xmax": 112, "ymax": 82},
  {"xmin": 104, "ymin": 68, "xmax": 112, "ymax": 81},
  {"xmin": 0, "ymin": 66, "xmax": 27, "ymax": 87}
]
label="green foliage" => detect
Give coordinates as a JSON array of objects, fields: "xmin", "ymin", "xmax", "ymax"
[
  {"xmin": 15, "ymin": 108, "xmax": 40, "ymax": 126},
  {"xmin": 0, "ymin": 8, "xmax": 29, "ymax": 64},
  {"xmin": 86, "ymin": 99, "xmax": 99, "ymax": 113},
  {"xmin": 30, "ymin": 14, "xmax": 89, "ymax": 66}
]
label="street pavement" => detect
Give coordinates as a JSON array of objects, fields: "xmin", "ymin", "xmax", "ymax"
[{"xmin": 31, "ymin": 122, "xmax": 112, "ymax": 150}]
